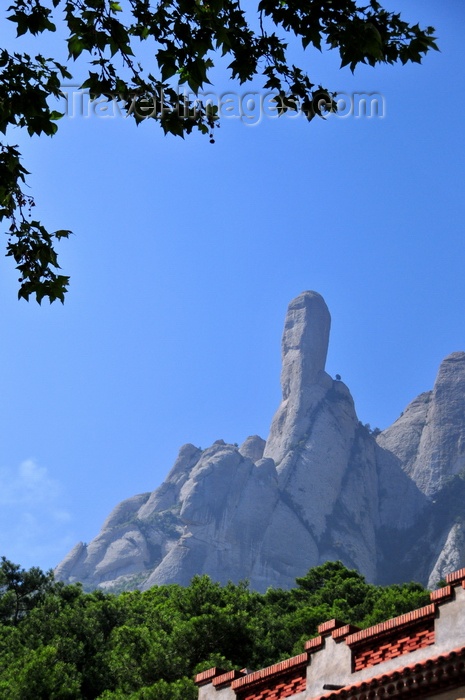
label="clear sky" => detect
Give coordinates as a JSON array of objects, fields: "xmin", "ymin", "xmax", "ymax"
[{"xmin": 1, "ymin": 1, "xmax": 464, "ymax": 572}]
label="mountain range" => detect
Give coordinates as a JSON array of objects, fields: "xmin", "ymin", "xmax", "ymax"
[{"xmin": 55, "ymin": 291, "xmax": 465, "ymax": 592}]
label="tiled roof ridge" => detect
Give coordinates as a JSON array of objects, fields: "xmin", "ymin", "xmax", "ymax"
[
  {"xmin": 231, "ymin": 653, "xmax": 308, "ymax": 691},
  {"xmin": 304, "ymin": 625, "xmax": 360, "ymax": 654},
  {"xmin": 446, "ymin": 566, "xmax": 465, "ymax": 584},
  {"xmin": 430, "ymin": 584, "xmax": 453, "ymax": 602},
  {"xmin": 305, "ymin": 636, "xmax": 324, "ymax": 652},
  {"xmin": 310, "ymin": 643, "xmax": 465, "ymax": 700},
  {"xmin": 332, "ymin": 624, "xmax": 360, "ymax": 641},
  {"xmin": 305, "ymin": 580, "xmax": 459, "ymax": 655},
  {"xmin": 345, "ymin": 603, "xmax": 437, "ymax": 647},
  {"xmin": 318, "ymin": 619, "xmax": 346, "ymax": 635},
  {"xmin": 213, "ymin": 670, "xmax": 247, "ymax": 688},
  {"xmin": 194, "ymin": 667, "xmax": 226, "ymax": 685}
]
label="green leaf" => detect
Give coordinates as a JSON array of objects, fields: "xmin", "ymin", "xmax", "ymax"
[{"xmin": 68, "ymin": 35, "xmax": 84, "ymax": 59}]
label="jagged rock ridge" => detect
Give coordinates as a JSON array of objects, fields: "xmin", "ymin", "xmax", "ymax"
[{"xmin": 55, "ymin": 292, "xmax": 465, "ymax": 592}]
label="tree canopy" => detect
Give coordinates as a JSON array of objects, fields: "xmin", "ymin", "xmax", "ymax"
[
  {"xmin": 2, "ymin": 0, "xmax": 437, "ymax": 303},
  {"xmin": 0, "ymin": 558, "xmax": 432, "ymax": 699}
]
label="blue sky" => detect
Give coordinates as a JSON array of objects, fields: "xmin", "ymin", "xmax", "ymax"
[{"xmin": 1, "ymin": 1, "xmax": 464, "ymax": 572}]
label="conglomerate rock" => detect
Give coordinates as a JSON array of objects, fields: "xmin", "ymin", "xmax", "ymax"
[{"xmin": 55, "ymin": 293, "xmax": 465, "ymax": 592}]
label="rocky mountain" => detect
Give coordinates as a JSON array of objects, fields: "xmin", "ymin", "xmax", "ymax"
[{"xmin": 55, "ymin": 292, "xmax": 465, "ymax": 592}]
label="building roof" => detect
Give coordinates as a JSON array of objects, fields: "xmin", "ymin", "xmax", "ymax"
[
  {"xmin": 312, "ymin": 645, "xmax": 465, "ymax": 700},
  {"xmin": 195, "ymin": 568, "xmax": 465, "ymax": 700}
]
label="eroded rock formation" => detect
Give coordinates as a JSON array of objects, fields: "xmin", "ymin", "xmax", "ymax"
[{"xmin": 55, "ymin": 293, "xmax": 465, "ymax": 592}]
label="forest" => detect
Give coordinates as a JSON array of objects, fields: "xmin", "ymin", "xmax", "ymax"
[{"xmin": 0, "ymin": 558, "xmax": 432, "ymax": 699}]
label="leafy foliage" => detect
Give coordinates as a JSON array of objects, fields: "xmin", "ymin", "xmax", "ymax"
[
  {"xmin": 0, "ymin": 1, "xmax": 437, "ymax": 302},
  {"xmin": 0, "ymin": 558, "xmax": 431, "ymax": 699},
  {"xmin": 0, "ymin": 556, "xmax": 55, "ymax": 625}
]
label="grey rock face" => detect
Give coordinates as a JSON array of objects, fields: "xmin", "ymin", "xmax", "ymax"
[
  {"xmin": 374, "ymin": 352, "xmax": 465, "ymax": 586},
  {"xmin": 264, "ymin": 291, "xmax": 332, "ymax": 465},
  {"xmin": 55, "ymin": 295, "xmax": 465, "ymax": 592},
  {"xmin": 239, "ymin": 435, "xmax": 265, "ymax": 462},
  {"xmin": 428, "ymin": 523, "xmax": 465, "ymax": 589},
  {"xmin": 378, "ymin": 352, "xmax": 465, "ymax": 497}
]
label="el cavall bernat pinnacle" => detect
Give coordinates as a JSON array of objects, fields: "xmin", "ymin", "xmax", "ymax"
[{"xmin": 55, "ymin": 292, "xmax": 465, "ymax": 592}]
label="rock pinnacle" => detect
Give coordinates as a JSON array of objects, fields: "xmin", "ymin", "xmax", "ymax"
[
  {"xmin": 280, "ymin": 291, "xmax": 331, "ymax": 400},
  {"xmin": 264, "ymin": 291, "xmax": 333, "ymax": 465}
]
